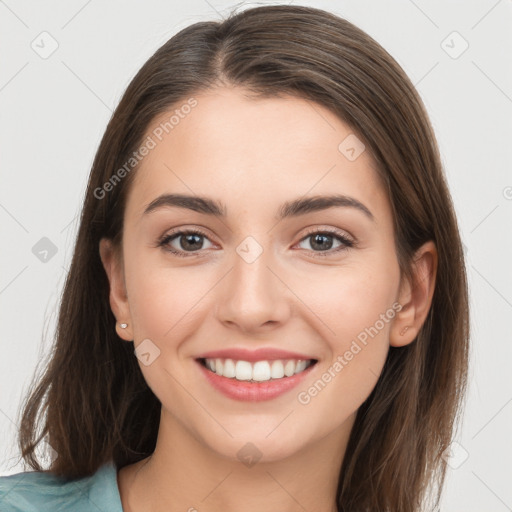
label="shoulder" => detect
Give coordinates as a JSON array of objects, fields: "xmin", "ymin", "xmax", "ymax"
[{"xmin": 0, "ymin": 461, "xmax": 123, "ymax": 512}]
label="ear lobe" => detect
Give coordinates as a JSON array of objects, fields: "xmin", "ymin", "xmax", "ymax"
[
  {"xmin": 390, "ymin": 241, "xmax": 437, "ymax": 348},
  {"xmin": 99, "ymin": 238, "xmax": 133, "ymax": 341}
]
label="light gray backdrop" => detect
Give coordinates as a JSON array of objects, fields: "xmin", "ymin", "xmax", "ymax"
[{"xmin": 1, "ymin": 1, "xmax": 511, "ymax": 511}]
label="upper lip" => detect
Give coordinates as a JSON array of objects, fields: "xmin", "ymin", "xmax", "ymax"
[{"xmin": 195, "ymin": 347, "xmax": 317, "ymax": 362}]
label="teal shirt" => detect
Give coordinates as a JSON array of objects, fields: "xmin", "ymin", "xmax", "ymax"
[{"xmin": 0, "ymin": 461, "xmax": 123, "ymax": 511}]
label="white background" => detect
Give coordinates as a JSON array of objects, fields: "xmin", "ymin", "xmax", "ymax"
[{"xmin": 1, "ymin": 1, "xmax": 511, "ymax": 510}]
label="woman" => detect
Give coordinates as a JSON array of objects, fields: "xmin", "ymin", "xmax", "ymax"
[{"xmin": 0, "ymin": 4, "xmax": 469, "ymax": 512}]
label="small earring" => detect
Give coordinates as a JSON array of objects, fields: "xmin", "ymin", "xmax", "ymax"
[
  {"xmin": 119, "ymin": 323, "xmax": 128, "ymax": 329},
  {"xmin": 400, "ymin": 326, "xmax": 410, "ymax": 336}
]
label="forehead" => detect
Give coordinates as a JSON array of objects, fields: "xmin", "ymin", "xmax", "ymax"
[{"xmin": 125, "ymin": 87, "xmax": 390, "ymax": 224}]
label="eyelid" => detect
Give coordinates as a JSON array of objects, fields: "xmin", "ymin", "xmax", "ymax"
[
  {"xmin": 293, "ymin": 226, "xmax": 355, "ymax": 257},
  {"xmin": 156, "ymin": 226, "xmax": 215, "ymax": 254},
  {"xmin": 157, "ymin": 225, "xmax": 356, "ymax": 257},
  {"xmin": 299, "ymin": 225, "xmax": 354, "ymax": 243}
]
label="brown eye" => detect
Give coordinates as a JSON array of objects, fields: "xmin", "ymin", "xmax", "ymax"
[
  {"xmin": 296, "ymin": 229, "xmax": 354, "ymax": 257},
  {"xmin": 158, "ymin": 229, "xmax": 214, "ymax": 257}
]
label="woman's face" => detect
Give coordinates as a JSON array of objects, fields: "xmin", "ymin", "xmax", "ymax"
[{"xmin": 102, "ymin": 86, "xmax": 409, "ymax": 462}]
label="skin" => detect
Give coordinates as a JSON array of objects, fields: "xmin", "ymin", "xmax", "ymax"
[{"xmin": 100, "ymin": 86, "xmax": 437, "ymax": 512}]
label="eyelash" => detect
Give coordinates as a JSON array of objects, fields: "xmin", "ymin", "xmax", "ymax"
[{"xmin": 157, "ymin": 227, "xmax": 355, "ymax": 258}]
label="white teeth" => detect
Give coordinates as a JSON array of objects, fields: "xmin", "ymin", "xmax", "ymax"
[
  {"xmin": 223, "ymin": 358, "xmax": 236, "ymax": 378},
  {"xmin": 252, "ymin": 361, "xmax": 271, "ymax": 381},
  {"xmin": 284, "ymin": 360, "xmax": 295, "ymax": 377},
  {"xmin": 295, "ymin": 360, "xmax": 307, "ymax": 374},
  {"xmin": 270, "ymin": 360, "xmax": 284, "ymax": 379},
  {"xmin": 235, "ymin": 360, "xmax": 253, "ymax": 380},
  {"xmin": 202, "ymin": 358, "xmax": 313, "ymax": 382}
]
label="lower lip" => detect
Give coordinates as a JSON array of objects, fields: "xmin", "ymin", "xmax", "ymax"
[{"xmin": 195, "ymin": 359, "xmax": 317, "ymax": 402}]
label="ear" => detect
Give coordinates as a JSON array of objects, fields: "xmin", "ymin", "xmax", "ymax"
[
  {"xmin": 99, "ymin": 237, "xmax": 133, "ymax": 342},
  {"xmin": 390, "ymin": 240, "xmax": 437, "ymax": 347}
]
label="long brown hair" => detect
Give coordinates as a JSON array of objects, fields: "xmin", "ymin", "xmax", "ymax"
[{"xmin": 16, "ymin": 5, "xmax": 469, "ymax": 511}]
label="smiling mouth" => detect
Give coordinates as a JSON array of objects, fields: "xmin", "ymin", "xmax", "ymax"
[{"xmin": 197, "ymin": 357, "xmax": 318, "ymax": 383}]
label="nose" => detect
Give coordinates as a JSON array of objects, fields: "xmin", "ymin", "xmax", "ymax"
[{"xmin": 215, "ymin": 241, "xmax": 291, "ymax": 333}]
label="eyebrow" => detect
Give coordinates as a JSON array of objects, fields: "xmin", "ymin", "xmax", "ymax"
[{"xmin": 143, "ymin": 193, "xmax": 374, "ymax": 222}]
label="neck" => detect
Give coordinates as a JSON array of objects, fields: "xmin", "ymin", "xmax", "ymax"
[{"xmin": 118, "ymin": 408, "xmax": 355, "ymax": 512}]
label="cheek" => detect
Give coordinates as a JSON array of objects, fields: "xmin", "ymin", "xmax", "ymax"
[
  {"xmin": 292, "ymin": 260, "xmax": 399, "ymax": 400},
  {"xmin": 123, "ymin": 242, "xmax": 216, "ymax": 340},
  {"xmin": 294, "ymin": 258, "xmax": 400, "ymax": 412},
  {"xmin": 294, "ymin": 258, "xmax": 400, "ymax": 346},
  {"xmin": 122, "ymin": 252, "xmax": 213, "ymax": 397}
]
